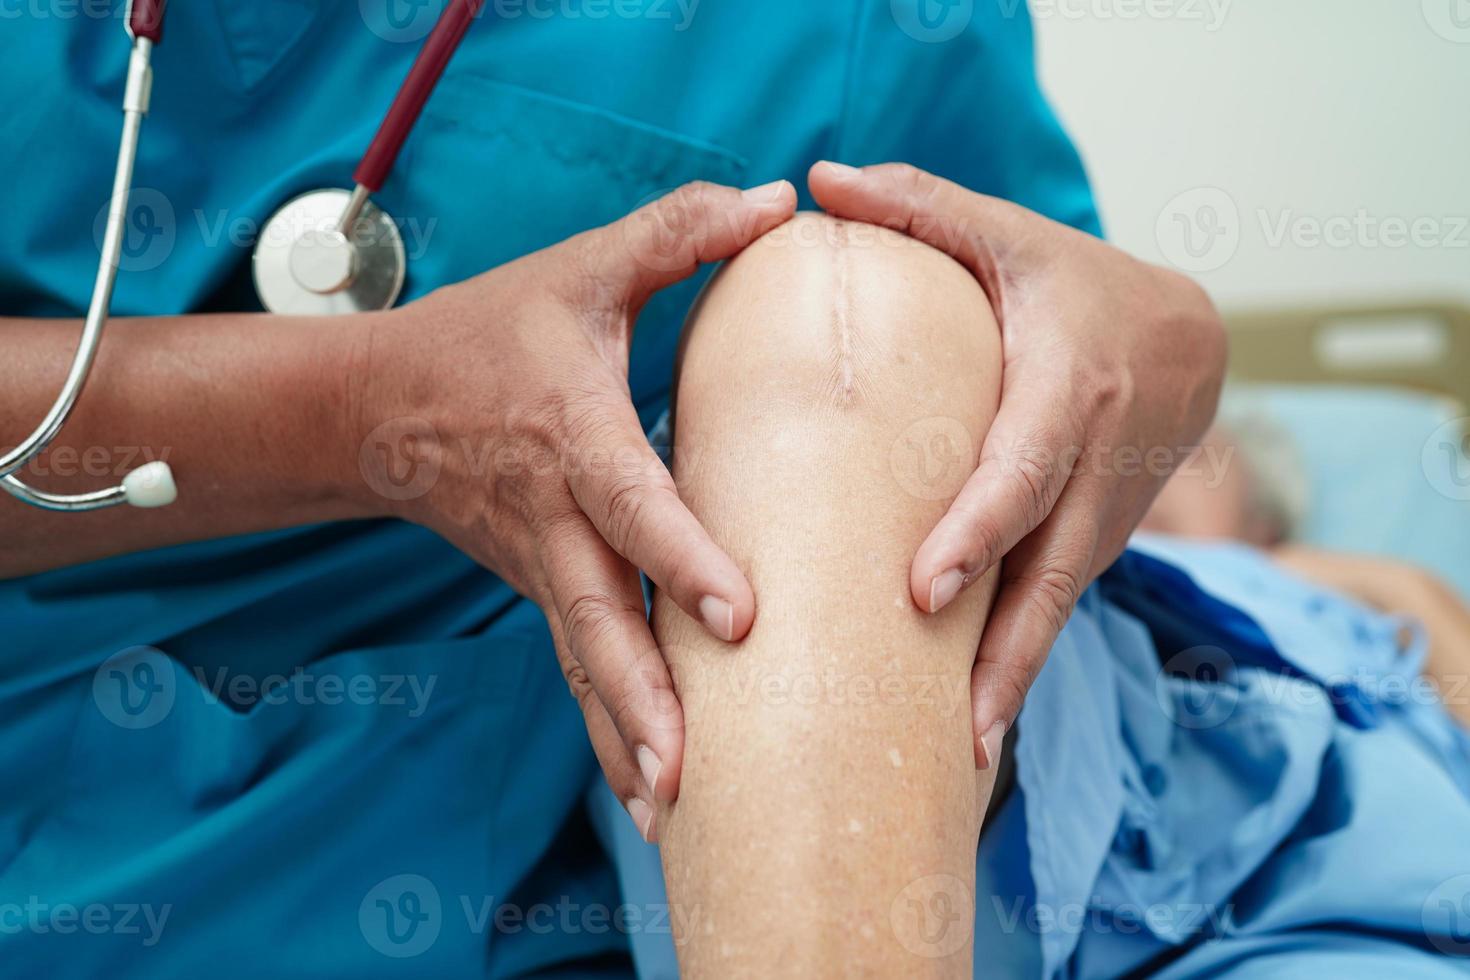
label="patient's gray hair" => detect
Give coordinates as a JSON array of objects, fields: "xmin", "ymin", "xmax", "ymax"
[{"xmin": 1218, "ymin": 386, "xmax": 1312, "ymax": 543}]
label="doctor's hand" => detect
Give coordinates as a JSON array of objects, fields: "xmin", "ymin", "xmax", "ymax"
[
  {"xmin": 809, "ymin": 161, "xmax": 1226, "ymax": 767},
  {"xmin": 359, "ymin": 180, "xmax": 797, "ymax": 835}
]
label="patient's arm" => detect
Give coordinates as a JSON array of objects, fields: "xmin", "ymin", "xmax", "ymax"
[
  {"xmin": 653, "ymin": 214, "xmax": 1002, "ymax": 977},
  {"xmin": 1273, "ymin": 546, "xmax": 1470, "ymax": 727}
]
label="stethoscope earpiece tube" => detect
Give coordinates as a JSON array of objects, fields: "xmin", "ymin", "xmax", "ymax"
[
  {"xmin": 8, "ymin": 1, "xmax": 489, "ymax": 512},
  {"xmin": 2, "ymin": 14, "xmax": 176, "ymax": 511}
]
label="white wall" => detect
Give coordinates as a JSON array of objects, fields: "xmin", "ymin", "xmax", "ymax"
[{"xmin": 1033, "ymin": 0, "xmax": 1470, "ymax": 311}]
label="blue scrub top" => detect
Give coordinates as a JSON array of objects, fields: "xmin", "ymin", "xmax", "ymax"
[
  {"xmin": 2, "ymin": 0, "xmax": 1098, "ymax": 686},
  {"xmin": 17, "ymin": 5, "xmax": 1464, "ymax": 980}
]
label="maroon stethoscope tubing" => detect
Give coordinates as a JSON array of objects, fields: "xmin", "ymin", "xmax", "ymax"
[
  {"xmin": 125, "ymin": 0, "xmax": 487, "ymax": 195},
  {"xmin": 353, "ymin": 0, "xmax": 488, "ymax": 194},
  {"xmin": 127, "ymin": 0, "xmax": 166, "ymax": 42}
]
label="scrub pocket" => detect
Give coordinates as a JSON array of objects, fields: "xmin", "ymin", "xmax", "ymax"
[
  {"xmin": 1, "ymin": 606, "xmax": 610, "ymax": 979},
  {"xmin": 397, "ymin": 72, "xmax": 750, "ymax": 408}
]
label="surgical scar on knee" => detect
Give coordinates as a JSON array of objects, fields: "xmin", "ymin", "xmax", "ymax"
[{"xmin": 824, "ymin": 220, "xmax": 877, "ymax": 409}]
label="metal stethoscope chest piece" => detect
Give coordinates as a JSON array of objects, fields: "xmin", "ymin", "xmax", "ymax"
[
  {"xmin": 254, "ymin": 0, "xmax": 487, "ymax": 314},
  {"xmin": 3, "ymin": 0, "xmax": 486, "ymax": 512},
  {"xmin": 252, "ymin": 187, "xmax": 406, "ymax": 315}
]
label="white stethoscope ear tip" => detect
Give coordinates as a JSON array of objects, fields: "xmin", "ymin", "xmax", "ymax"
[{"xmin": 122, "ymin": 461, "xmax": 177, "ymax": 508}]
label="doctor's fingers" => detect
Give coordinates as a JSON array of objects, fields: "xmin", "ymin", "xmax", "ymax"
[
  {"xmin": 543, "ymin": 515, "xmax": 686, "ymax": 805},
  {"xmin": 911, "ymin": 377, "xmax": 1084, "ymax": 614},
  {"xmin": 969, "ymin": 485, "xmax": 1100, "ymax": 769},
  {"xmin": 807, "ymin": 161, "xmax": 1021, "ymax": 283},
  {"xmin": 581, "ymin": 179, "xmax": 797, "ymax": 310},
  {"xmin": 565, "ymin": 396, "xmax": 754, "ymax": 644},
  {"xmin": 544, "ymin": 615, "xmax": 660, "ymax": 844}
]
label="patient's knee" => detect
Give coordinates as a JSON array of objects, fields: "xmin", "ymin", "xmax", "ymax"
[
  {"xmin": 673, "ymin": 212, "xmax": 1002, "ymax": 547},
  {"xmin": 677, "ymin": 212, "xmax": 1000, "ymax": 424},
  {"xmin": 667, "ymin": 212, "xmax": 1002, "ymax": 671}
]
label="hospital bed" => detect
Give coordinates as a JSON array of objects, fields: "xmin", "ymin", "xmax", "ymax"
[{"xmin": 1222, "ymin": 302, "xmax": 1470, "ymax": 597}]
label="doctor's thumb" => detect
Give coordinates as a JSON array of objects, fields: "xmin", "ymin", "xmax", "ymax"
[{"xmin": 591, "ymin": 179, "xmax": 797, "ymax": 306}]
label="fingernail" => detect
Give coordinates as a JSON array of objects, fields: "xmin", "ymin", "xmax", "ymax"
[
  {"xmin": 699, "ymin": 595, "xmax": 735, "ymax": 642},
  {"xmin": 820, "ymin": 161, "xmax": 862, "ymax": 179},
  {"xmin": 741, "ymin": 179, "xmax": 791, "ymax": 206},
  {"xmin": 625, "ymin": 797, "xmax": 655, "ymax": 843},
  {"xmin": 978, "ymin": 722, "xmax": 1006, "ymax": 771},
  {"xmin": 636, "ymin": 745, "xmax": 663, "ymax": 799},
  {"xmin": 928, "ymin": 569, "xmax": 966, "ymax": 614}
]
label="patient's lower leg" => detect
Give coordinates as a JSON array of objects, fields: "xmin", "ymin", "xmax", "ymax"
[{"xmin": 654, "ymin": 214, "xmax": 1002, "ymax": 977}]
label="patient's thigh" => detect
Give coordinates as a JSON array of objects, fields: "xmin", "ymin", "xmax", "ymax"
[{"xmin": 655, "ymin": 214, "xmax": 1002, "ymax": 977}]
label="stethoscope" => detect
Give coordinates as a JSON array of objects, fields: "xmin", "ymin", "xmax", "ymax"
[{"xmin": 1, "ymin": 0, "xmax": 485, "ymax": 513}]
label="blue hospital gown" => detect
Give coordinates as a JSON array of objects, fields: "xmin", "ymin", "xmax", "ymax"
[{"xmin": 3, "ymin": 2, "xmax": 1467, "ymax": 977}]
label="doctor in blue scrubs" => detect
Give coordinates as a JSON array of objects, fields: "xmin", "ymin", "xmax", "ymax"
[{"xmin": 5, "ymin": 2, "xmax": 1467, "ymax": 978}]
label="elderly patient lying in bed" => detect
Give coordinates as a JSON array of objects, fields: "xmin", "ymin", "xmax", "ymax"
[
  {"xmin": 629, "ymin": 213, "xmax": 1470, "ymax": 979},
  {"xmin": 1141, "ymin": 421, "xmax": 1470, "ymax": 729}
]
